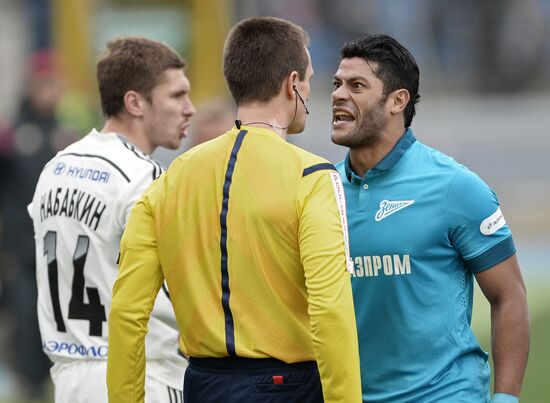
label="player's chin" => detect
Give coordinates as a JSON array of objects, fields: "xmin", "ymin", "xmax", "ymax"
[
  {"xmin": 166, "ymin": 137, "xmax": 182, "ymax": 150},
  {"xmin": 331, "ymin": 130, "xmax": 350, "ymax": 146}
]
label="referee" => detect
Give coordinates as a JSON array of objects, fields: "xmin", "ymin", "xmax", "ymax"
[{"xmin": 107, "ymin": 17, "xmax": 362, "ymax": 403}]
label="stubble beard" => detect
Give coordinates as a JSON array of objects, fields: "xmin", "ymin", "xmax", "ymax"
[{"xmin": 332, "ymin": 97, "xmax": 387, "ymax": 149}]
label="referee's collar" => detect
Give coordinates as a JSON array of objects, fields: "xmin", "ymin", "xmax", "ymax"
[{"xmin": 345, "ymin": 128, "xmax": 417, "ymax": 181}]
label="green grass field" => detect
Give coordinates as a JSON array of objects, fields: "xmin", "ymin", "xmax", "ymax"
[
  {"xmin": 472, "ymin": 279, "xmax": 550, "ymax": 402},
  {"xmin": 1, "ymin": 279, "xmax": 547, "ymax": 403}
]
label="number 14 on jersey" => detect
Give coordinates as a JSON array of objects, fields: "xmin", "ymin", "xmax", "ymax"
[{"xmin": 43, "ymin": 231, "xmax": 107, "ymax": 336}]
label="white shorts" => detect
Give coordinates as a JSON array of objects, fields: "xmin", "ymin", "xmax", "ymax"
[
  {"xmin": 146, "ymin": 376, "xmax": 184, "ymax": 403},
  {"xmin": 51, "ymin": 361, "xmax": 183, "ymax": 403}
]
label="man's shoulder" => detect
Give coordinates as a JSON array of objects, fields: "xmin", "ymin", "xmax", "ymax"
[
  {"xmin": 414, "ymin": 141, "xmax": 488, "ymax": 190},
  {"xmin": 407, "ymin": 141, "xmax": 471, "ymax": 182},
  {"xmin": 111, "ymin": 137, "xmax": 164, "ymax": 181},
  {"xmin": 413, "ymin": 141, "xmax": 461, "ymax": 168},
  {"xmin": 54, "ymin": 132, "xmax": 163, "ymax": 184},
  {"xmin": 285, "ymin": 142, "xmax": 335, "ymax": 176}
]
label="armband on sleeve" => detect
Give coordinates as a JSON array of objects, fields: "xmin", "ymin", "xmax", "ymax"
[{"xmin": 491, "ymin": 393, "xmax": 519, "ymax": 403}]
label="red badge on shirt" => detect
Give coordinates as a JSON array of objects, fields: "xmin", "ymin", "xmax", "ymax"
[{"xmin": 272, "ymin": 375, "xmax": 284, "ymax": 384}]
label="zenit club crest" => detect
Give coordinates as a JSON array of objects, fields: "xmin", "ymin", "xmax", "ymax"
[{"xmin": 375, "ymin": 200, "xmax": 415, "ymax": 221}]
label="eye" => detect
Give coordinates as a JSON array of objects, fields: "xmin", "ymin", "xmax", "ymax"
[
  {"xmin": 332, "ymin": 81, "xmax": 341, "ymax": 90},
  {"xmin": 172, "ymin": 90, "xmax": 187, "ymax": 99},
  {"xmin": 352, "ymin": 82, "xmax": 366, "ymax": 90}
]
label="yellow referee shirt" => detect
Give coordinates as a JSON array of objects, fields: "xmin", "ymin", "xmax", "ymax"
[{"xmin": 107, "ymin": 126, "xmax": 361, "ymax": 402}]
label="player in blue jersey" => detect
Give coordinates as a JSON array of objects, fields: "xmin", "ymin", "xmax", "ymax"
[{"xmin": 331, "ymin": 34, "xmax": 530, "ymax": 403}]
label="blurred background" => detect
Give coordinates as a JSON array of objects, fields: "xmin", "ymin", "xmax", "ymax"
[{"xmin": 0, "ymin": 0, "xmax": 548, "ymax": 401}]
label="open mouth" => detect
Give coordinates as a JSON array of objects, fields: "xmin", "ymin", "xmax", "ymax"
[
  {"xmin": 179, "ymin": 123, "xmax": 191, "ymax": 138},
  {"xmin": 333, "ymin": 110, "xmax": 355, "ymax": 125}
]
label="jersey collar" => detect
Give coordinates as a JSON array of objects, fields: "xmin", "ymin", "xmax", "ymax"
[{"xmin": 344, "ymin": 128, "xmax": 417, "ymax": 181}]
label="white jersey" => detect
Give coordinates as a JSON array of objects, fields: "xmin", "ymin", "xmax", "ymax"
[{"xmin": 30, "ymin": 129, "xmax": 186, "ymax": 389}]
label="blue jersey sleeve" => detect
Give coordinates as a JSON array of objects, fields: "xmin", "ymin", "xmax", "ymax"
[{"xmin": 446, "ymin": 167, "xmax": 515, "ymax": 273}]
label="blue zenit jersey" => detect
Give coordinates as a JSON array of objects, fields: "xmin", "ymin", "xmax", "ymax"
[{"xmin": 336, "ymin": 129, "xmax": 516, "ymax": 403}]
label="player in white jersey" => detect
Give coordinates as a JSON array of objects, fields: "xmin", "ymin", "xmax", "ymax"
[{"xmin": 28, "ymin": 37, "xmax": 195, "ymax": 403}]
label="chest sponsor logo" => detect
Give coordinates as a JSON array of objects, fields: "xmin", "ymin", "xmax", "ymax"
[
  {"xmin": 480, "ymin": 207, "xmax": 506, "ymax": 235},
  {"xmin": 352, "ymin": 254, "xmax": 411, "ymax": 277},
  {"xmin": 375, "ymin": 200, "xmax": 415, "ymax": 221},
  {"xmin": 54, "ymin": 162, "xmax": 66, "ymax": 175}
]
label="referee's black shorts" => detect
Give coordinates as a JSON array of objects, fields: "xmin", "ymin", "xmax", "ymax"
[{"xmin": 184, "ymin": 356, "xmax": 324, "ymax": 403}]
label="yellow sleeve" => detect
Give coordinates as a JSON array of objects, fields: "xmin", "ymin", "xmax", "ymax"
[
  {"xmin": 298, "ymin": 169, "xmax": 362, "ymax": 403},
  {"xmin": 107, "ymin": 192, "xmax": 165, "ymax": 403}
]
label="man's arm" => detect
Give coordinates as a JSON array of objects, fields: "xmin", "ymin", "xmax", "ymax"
[
  {"xmin": 298, "ymin": 169, "xmax": 362, "ymax": 403},
  {"xmin": 107, "ymin": 195, "xmax": 165, "ymax": 403},
  {"xmin": 475, "ymin": 254, "xmax": 530, "ymax": 399}
]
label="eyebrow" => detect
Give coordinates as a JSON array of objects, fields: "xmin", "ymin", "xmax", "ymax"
[
  {"xmin": 333, "ymin": 75, "xmax": 368, "ymax": 82},
  {"xmin": 172, "ymin": 89, "xmax": 188, "ymax": 96}
]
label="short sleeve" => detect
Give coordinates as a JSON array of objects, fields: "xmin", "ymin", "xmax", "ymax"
[{"xmin": 446, "ymin": 167, "xmax": 516, "ymax": 273}]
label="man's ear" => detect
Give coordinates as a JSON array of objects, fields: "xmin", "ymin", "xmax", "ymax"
[
  {"xmin": 389, "ymin": 89, "xmax": 410, "ymax": 115},
  {"xmin": 286, "ymin": 71, "xmax": 299, "ymax": 98},
  {"xmin": 123, "ymin": 90, "xmax": 145, "ymax": 117}
]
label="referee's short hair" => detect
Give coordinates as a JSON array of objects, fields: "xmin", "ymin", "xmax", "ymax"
[
  {"xmin": 223, "ymin": 16, "xmax": 310, "ymax": 105},
  {"xmin": 97, "ymin": 36, "xmax": 186, "ymax": 117}
]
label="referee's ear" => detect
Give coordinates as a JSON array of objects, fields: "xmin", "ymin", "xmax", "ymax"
[{"xmin": 389, "ymin": 88, "xmax": 410, "ymax": 116}]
